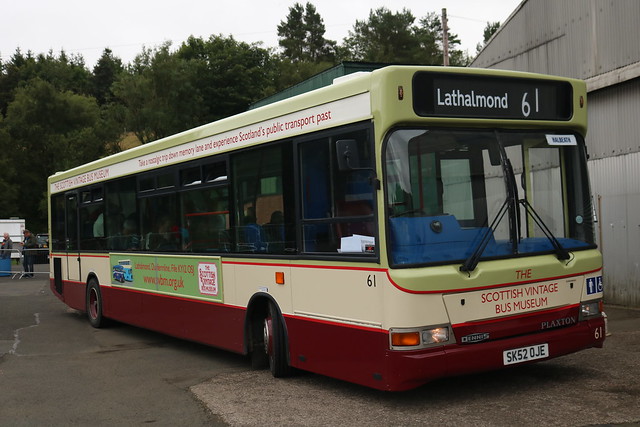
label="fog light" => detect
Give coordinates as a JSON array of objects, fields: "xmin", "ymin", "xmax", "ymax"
[{"xmin": 422, "ymin": 327, "xmax": 449, "ymax": 344}]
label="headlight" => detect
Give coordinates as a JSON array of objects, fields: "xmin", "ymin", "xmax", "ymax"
[
  {"xmin": 390, "ymin": 325, "xmax": 451, "ymax": 350},
  {"xmin": 422, "ymin": 327, "xmax": 449, "ymax": 344},
  {"xmin": 580, "ymin": 300, "xmax": 603, "ymax": 319}
]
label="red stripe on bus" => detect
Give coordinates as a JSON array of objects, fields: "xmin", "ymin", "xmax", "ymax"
[
  {"xmin": 51, "ymin": 253, "xmax": 110, "ymax": 259},
  {"xmin": 223, "ymin": 260, "xmax": 387, "ymax": 273},
  {"xmin": 386, "ymin": 267, "xmax": 603, "ymax": 295}
]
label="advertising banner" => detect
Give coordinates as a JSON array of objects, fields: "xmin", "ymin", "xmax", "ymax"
[{"xmin": 109, "ymin": 253, "xmax": 223, "ymax": 303}]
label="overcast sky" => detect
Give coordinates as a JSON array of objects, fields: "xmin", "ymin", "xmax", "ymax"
[{"xmin": 1, "ymin": 0, "xmax": 522, "ymax": 69}]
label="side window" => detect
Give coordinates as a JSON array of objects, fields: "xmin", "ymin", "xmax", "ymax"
[
  {"xmin": 299, "ymin": 127, "xmax": 375, "ymax": 254},
  {"xmin": 65, "ymin": 193, "xmax": 79, "ymax": 251},
  {"xmin": 50, "ymin": 194, "xmax": 66, "ymax": 251},
  {"xmin": 79, "ymin": 186, "xmax": 104, "ymax": 250},
  {"xmin": 140, "ymin": 194, "xmax": 179, "ymax": 251},
  {"xmin": 138, "ymin": 170, "xmax": 178, "ymax": 252},
  {"xmin": 180, "ymin": 161, "xmax": 230, "ymax": 253},
  {"xmin": 105, "ymin": 177, "xmax": 139, "ymax": 251},
  {"xmin": 231, "ymin": 143, "xmax": 295, "ymax": 254}
]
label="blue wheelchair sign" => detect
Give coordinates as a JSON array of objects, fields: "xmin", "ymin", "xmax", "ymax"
[{"xmin": 586, "ymin": 276, "xmax": 603, "ymax": 295}]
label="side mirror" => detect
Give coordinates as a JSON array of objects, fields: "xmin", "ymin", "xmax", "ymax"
[
  {"xmin": 336, "ymin": 139, "xmax": 360, "ymax": 171},
  {"xmin": 335, "ymin": 139, "xmax": 380, "ymax": 190},
  {"xmin": 488, "ymin": 144, "xmax": 502, "ymax": 166}
]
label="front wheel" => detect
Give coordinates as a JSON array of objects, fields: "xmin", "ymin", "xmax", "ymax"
[
  {"xmin": 86, "ymin": 278, "xmax": 107, "ymax": 328},
  {"xmin": 262, "ymin": 303, "xmax": 292, "ymax": 377}
]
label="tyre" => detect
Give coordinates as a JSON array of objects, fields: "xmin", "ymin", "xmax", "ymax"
[
  {"xmin": 86, "ymin": 278, "xmax": 106, "ymax": 328},
  {"xmin": 250, "ymin": 312, "xmax": 268, "ymax": 369},
  {"xmin": 263, "ymin": 302, "xmax": 292, "ymax": 377}
]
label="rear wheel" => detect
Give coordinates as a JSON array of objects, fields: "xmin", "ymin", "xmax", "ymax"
[{"xmin": 86, "ymin": 278, "xmax": 106, "ymax": 328}]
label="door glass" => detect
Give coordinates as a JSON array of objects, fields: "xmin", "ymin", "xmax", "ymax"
[{"xmin": 65, "ymin": 194, "xmax": 78, "ymax": 251}]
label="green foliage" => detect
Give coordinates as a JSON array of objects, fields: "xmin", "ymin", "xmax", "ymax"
[
  {"xmin": 113, "ymin": 42, "xmax": 206, "ymax": 144},
  {"xmin": 0, "ymin": 3, "xmax": 482, "ymax": 228},
  {"xmin": 272, "ymin": 59, "xmax": 335, "ymax": 93},
  {"xmin": 342, "ymin": 7, "xmax": 467, "ymax": 66},
  {"xmin": 0, "ymin": 116, "xmax": 18, "ymax": 217},
  {"xmin": 484, "ymin": 21, "xmax": 501, "ymax": 44},
  {"xmin": 92, "ymin": 48, "xmax": 124, "ymax": 105},
  {"xmin": 177, "ymin": 35, "xmax": 277, "ymax": 123},
  {"xmin": 476, "ymin": 21, "xmax": 501, "ymax": 54},
  {"xmin": 0, "ymin": 49, "xmax": 93, "ymax": 116},
  {"xmin": 113, "ymin": 36, "xmax": 277, "ymax": 144},
  {"xmin": 2, "ymin": 78, "xmax": 117, "ymax": 229},
  {"xmin": 344, "ymin": 8, "xmax": 418, "ymax": 63},
  {"xmin": 277, "ymin": 2, "xmax": 336, "ymax": 63},
  {"xmin": 278, "ymin": 3, "xmax": 306, "ymax": 61}
]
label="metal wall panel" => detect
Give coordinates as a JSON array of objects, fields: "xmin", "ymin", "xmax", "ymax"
[
  {"xmin": 473, "ymin": 0, "xmax": 640, "ymax": 80},
  {"xmin": 587, "ymin": 79, "xmax": 640, "ymax": 158},
  {"xmin": 589, "ymin": 153, "xmax": 640, "ymax": 307}
]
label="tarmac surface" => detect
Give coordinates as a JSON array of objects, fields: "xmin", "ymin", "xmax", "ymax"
[
  {"xmin": 2, "ymin": 262, "xmax": 639, "ymax": 426},
  {"xmin": 190, "ymin": 307, "xmax": 640, "ymax": 426}
]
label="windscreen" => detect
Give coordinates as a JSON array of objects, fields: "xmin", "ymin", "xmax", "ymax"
[{"xmin": 384, "ymin": 129, "xmax": 595, "ymax": 267}]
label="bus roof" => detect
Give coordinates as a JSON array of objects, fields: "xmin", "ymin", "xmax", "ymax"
[{"xmin": 49, "ymin": 65, "xmax": 586, "ymax": 193}]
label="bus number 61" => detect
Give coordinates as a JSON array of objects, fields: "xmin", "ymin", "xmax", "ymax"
[
  {"xmin": 521, "ymin": 88, "xmax": 540, "ymax": 117},
  {"xmin": 367, "ymin": 275, "xmax": 377, "ymax": 287}
]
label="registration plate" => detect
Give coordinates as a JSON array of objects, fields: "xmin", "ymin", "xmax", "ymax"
[{"xmin": 503, "ymin": 343, "xmax": 549, "ymax": 365}]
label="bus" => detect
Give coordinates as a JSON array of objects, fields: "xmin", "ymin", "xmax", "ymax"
[{"xmin": 48, "ymin": 66, "xmax": 606, "ymax": 391}]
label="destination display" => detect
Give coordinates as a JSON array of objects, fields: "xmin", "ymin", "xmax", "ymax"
[{"xmin": 412, "ymin": 72, "xmax": 573, "ymax": 120}]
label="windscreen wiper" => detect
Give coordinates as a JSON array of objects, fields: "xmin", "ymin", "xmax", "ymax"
[
  {"xmin": 503, "ymin": 158, "xmax": 521, "ymax": 255},
  {"xmin": 460, "ymin": 198, "xmax": 510, "ymax": 273},
  {"xmin": 519, "ymin": 198, "xmax": 570, "ymax": 260}
]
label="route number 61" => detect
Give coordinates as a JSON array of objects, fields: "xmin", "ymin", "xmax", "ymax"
[{"xmin": 521, "ymin": 88, "xmax": 540, "ymax": 117}]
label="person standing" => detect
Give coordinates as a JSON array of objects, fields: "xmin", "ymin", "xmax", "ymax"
[
  {"xmin": 22, "ymin": 229, "xmax": 37, "ymax": 277},
  {"xmin": 1, "ymin": 232, "xmax": 12, "ymax": 259}
]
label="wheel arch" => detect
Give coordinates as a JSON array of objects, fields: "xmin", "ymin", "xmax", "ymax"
[{"xmin": 85, "ymin": 271, "xmax": 100, "ymax": 285}]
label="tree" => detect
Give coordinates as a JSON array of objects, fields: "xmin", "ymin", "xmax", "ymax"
[
  {"xmin": 277, "ymin": 2, "xmax": 336, "ymax": 63},
  {"xmin": 271, "ymin": 58, "xmax": 332, "ymax": 93},
  {"xmin": 278, "ymin": 3, "xmax": 306, "ymax": 61},
  {"xmin": 344, "ymin": 7, "xmax": 417, "ymax": 63},
  {"xmin": 343, "ymin": 8, "xmax": 467, "ymax": 66},
  {"xmin": 417, "ymin": 12, "xmax": 468, "ymax": 66},
  {"xmin": 92, "ymin": 48, "xmax": 124, "ymax": 105},
  {"xmin": 476, "ymin": 21, "xmax": 501, "ymax": 53},
  {"xmin": 3, "ymin": 78, "xmax": 117, "ymax": 229},
  {"xmin": 0, "ymin": 48, "xmax": 93, "ymax": 116},
  {"xmin": 112, "ymin": 42, "xmax": 205, "ymax": 144},
  {"xmin": 0, "ymin": 117, "xmax": 18, "ymax": 216},
  {"xmin": 176, "ymin": 35, "xmax": 277, "ymax": 122},
  {"xmin": 484, "ymin": 21, "xmax": 501, "ymax": 44},
  {"xmin": 414, "ymin": 13, "xmax": 447, "ymax": 64}
]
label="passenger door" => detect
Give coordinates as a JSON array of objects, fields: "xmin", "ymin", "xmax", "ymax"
[{"xmin": 65, "ymin": 192, "xmax": 81, "ymax": 282}]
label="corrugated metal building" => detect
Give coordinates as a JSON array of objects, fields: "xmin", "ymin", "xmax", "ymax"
[{"xmin": 472, "ymin": 0, "xmax": 640, "ymax": 307}]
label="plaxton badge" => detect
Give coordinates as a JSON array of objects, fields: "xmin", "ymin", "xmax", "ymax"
[{"xmin": 541, "ymin": 316, "xmax": 577, "ymax": 330}]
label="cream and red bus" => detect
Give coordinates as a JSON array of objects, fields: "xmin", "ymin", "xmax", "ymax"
[{"xmin": 48, "ymin": 66, "xmax": 605, "ymax": 391}]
